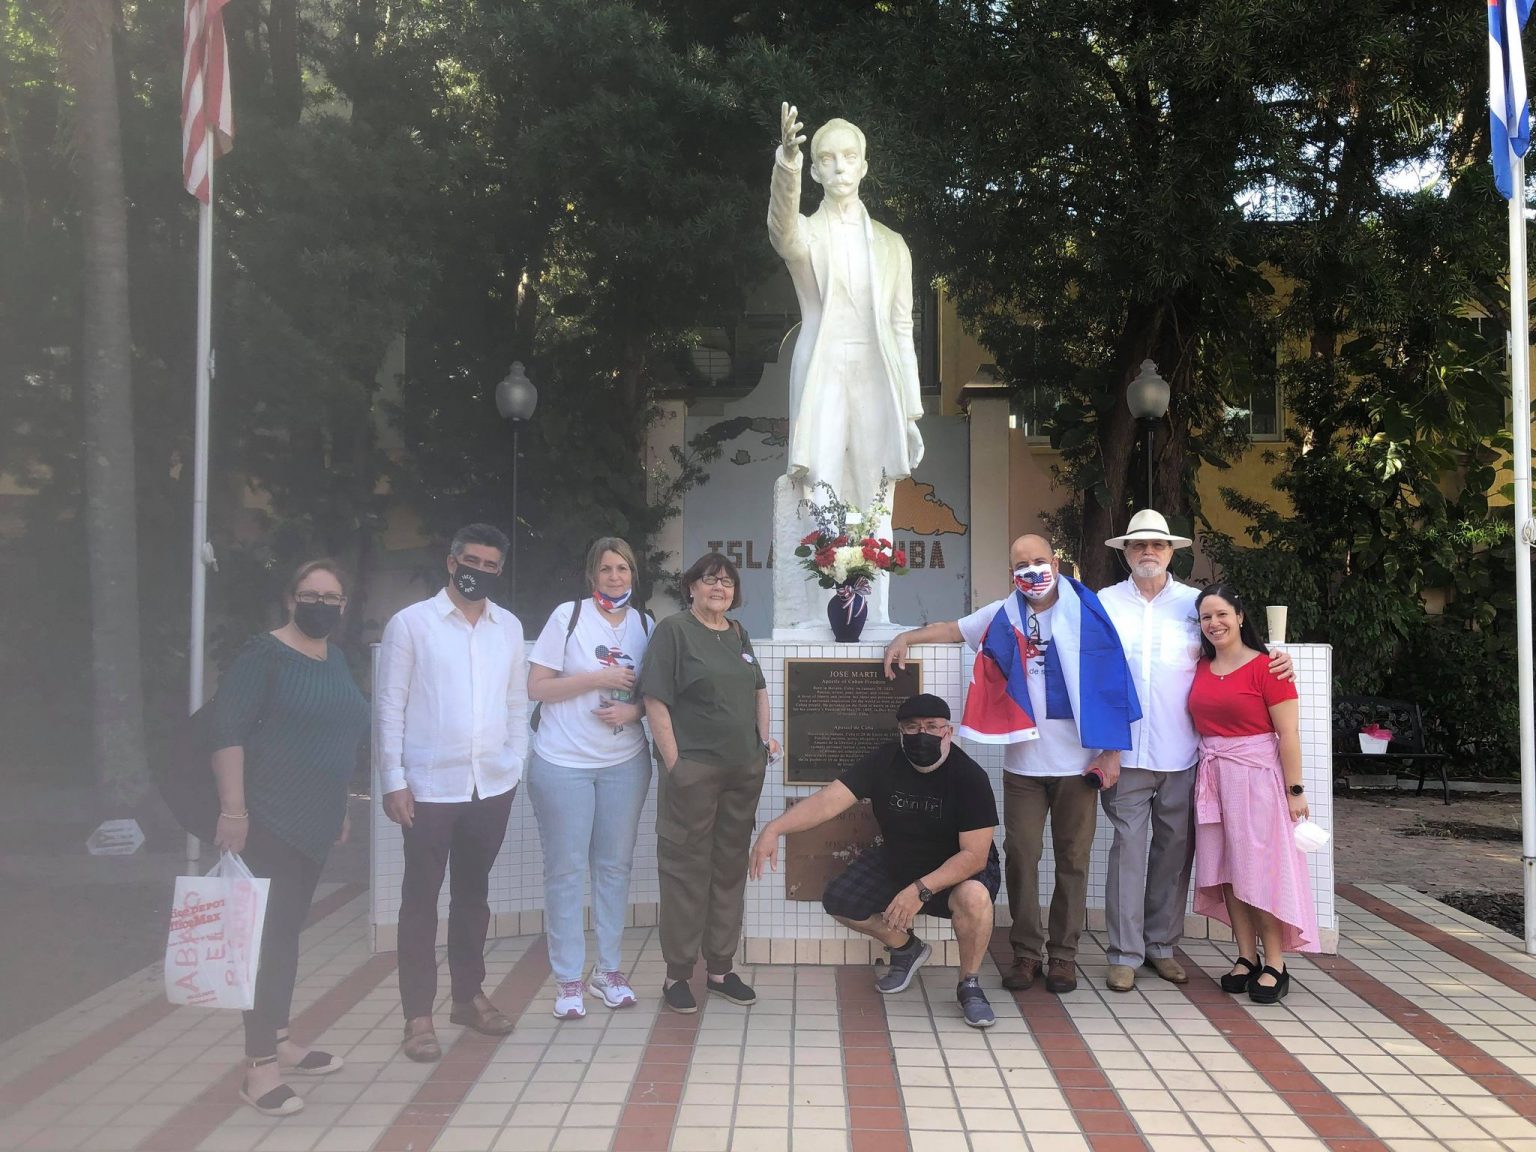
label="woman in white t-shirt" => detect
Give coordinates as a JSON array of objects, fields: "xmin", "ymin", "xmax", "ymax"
[{"xmin": 526, "ymin": 537, "xmax": 653, "ymax": 1020}]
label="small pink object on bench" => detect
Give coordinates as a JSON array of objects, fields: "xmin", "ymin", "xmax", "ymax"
[{"xmin": 1358, "ymin": 724, "xmax": 1392, "ymax": 754}]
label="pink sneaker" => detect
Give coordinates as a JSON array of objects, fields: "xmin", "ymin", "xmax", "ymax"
[
  {"xmin": 587, "ymin": 968, "xmax": 637, "ymax": 1008},
  {"xmin": 553, "ymin": 979, "xmax": 585, "ymax": 1020}
]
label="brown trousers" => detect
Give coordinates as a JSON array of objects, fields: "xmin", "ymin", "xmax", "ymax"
[
  {"xmin": 1003, "ymin": 772, "xmax": 1099, "ymax": 964},
  {"xmin": 656, "ymin": 753, "xmax": 767, "ymax": 981}
]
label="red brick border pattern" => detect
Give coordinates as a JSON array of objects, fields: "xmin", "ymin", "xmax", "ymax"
[
  {"xmin": 371, "ymin": 936, "xmax": 552, "ymax": 1152},
  {"xmin": 1173, "ymin": 948, "xmax": 1389, "ymax": 1151},
  {"xmin": 837, "ymin": 964, "xmax": 910, "ymax": 1152},
  {"xmin": 988, "ymin": 930, "xmax": 1152, "ymax": 1152},
  {"xmin": 1339, "ymin": 883, "xmax": 1536, "ymax": 999},
  {"xmin": 613, "ymin": 987, "xmax": 704, "ymax": 1151}
]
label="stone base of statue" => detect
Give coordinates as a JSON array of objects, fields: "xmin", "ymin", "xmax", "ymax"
[{"xmin": 771, "ymin": 474, "xmax": 904, "ymax": 641}]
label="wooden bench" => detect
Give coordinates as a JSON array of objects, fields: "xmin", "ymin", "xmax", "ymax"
[{"xmin": 1332, "ymin": 696, "xmax": 1451, "ymax": 804}]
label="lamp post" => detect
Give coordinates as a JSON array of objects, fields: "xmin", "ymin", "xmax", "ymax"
[
  {"xmin": 1125, "ymin": 359, "xmax": 1171, "ymax": 510},
  {"xmin": 495, "ymin": 361, "xmax": 538, "ymax": 598}
]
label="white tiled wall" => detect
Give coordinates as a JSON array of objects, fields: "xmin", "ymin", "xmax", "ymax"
[{"xmin": 369, "ymin": 641, "xmax": 1337, "ymax": 956}]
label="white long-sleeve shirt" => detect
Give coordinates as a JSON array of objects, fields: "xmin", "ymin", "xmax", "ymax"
[
  {"xmin": 375, "ymin": 588, "xmax": 528, "ymax": 801},
  {"xmin": 1098, "ymin": 576, "xmax": 1202, "ymax": 773}
]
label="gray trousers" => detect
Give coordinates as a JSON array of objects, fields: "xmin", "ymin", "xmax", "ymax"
[{"xmin": 1100, "ymin": 765, "xmax": 1195, "ymax": 967}]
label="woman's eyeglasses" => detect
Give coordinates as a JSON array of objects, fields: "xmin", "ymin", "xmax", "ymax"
[
  {"xmin": 697, "ymin": 575, "xmax": 736, "ymax": 588},
  {"xmin": 294, "ymin": 591, "xmax": 346, "ymax": 607}
]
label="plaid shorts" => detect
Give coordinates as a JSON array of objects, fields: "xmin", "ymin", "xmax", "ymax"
[{"xmin": 822, "ymin": 844, "xmax": 1001, "ymax": 922}]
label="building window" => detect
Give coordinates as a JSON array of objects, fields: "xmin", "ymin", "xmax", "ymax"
[
  {"xmin": 1009, "ymin": 380, "xmax": 1061, "ymax": 442},
  {"xmin": 1243, "ymin": 344, "xmax": 1282, "ymax": 441}
]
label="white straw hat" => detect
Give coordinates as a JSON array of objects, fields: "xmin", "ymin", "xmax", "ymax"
[{"xmin": 1104, "ymin": 509, "xmax": 1193, "ymax": 550}]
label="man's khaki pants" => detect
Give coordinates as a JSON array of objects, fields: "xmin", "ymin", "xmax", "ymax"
[
  {"xmin": 657, "ymin": 753, "xmax": 767, "ymax": 981},
  {"xmin": 1003, "ymin": 772, "xmax": 1099, "ymax": 964}
]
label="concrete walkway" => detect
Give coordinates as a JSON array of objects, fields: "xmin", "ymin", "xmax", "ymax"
[{"xmin": 5, "ymin": 883, "xmax": 1536, "ymax": 1151}]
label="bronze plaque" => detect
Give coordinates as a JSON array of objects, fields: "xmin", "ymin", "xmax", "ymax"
[
  {"xmin": 783, "ymin": 658, "xmax": 922, "ymax": 785},
  {"xmin": 784, "ymin": 798, "xmax": 883, "ymax": 902}
]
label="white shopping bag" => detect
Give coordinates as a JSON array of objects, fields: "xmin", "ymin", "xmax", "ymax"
[{"xmin": 164, "ymin": 852, "xmax": 270, "ymax": 1009}]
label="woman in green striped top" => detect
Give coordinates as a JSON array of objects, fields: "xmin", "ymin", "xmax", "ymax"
[{"xmin": 211, "ymin": 560, "xmax": 369, "ymax": 1118}]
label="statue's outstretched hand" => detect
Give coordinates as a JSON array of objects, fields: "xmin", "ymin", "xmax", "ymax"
[
  {"xmin": 906, "ymin": 421, "xmax": 924, "ymax": 470},
  {"xmin": 780, "ymin": 102, "xmax": 805, "ymax": 162}
]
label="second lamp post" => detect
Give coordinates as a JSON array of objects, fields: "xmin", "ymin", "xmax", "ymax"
[
  {"xmin": 495, "ymin": 361, "xmax": 538, "ymax": 600},
  {"xmin": 1125, "ymin": 359, "xmax": 1170, "ymax": 511}
]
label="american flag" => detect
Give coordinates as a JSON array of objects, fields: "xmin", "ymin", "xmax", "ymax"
[
  {"xmin": 182, "ymin": 0, "xmax": 233, "ymax": 203},
  {"xmin": 1491, "ymin": 0, "xmax": 1534, "ymax": 200}
]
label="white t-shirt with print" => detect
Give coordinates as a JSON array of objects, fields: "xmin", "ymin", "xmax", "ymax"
[
  {"xmin": 958, "ymin": 596, "xmax": 1095, "ymax": 778},
  {"xmin": 529, "ymin": 600, "xmax": 651, "ymax": 769}
]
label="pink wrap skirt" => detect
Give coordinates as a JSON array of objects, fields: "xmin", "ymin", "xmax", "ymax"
[{"xmin": 1193, "ymin": 732, "xmax": 1319, "ymax": 953}]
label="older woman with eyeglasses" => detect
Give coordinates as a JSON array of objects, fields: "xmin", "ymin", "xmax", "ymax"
[
  {"xmin": 640, "ymin": 552, "xmax": 779, "ymax": 1014},
  {"xmin": 211, "ymin": 560, "xmax": 369, "ymax": 1116}
]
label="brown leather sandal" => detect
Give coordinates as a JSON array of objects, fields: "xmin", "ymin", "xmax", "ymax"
[
  {"xmin": 401, "ymin": 1017, "xmax": 442, "ymax": 1062},
  {"xmin": 449, "ymin": 994, "xmax": 515, "ymax": 1036}
]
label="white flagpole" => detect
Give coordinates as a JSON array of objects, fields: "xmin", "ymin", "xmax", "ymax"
[
  {"xmin": 1509, "ymin": 155, "xmax": 1536, "ymax": 954},
  {"xmin": 187, "ymin": 124, "xmax": 214, "ymax": 867}
]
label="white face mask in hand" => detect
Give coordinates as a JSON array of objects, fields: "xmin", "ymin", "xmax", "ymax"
[
  {"xmin": 1013, "ymin": 563, "xmax": 1055, "ymax": 601},
  {"xmin": 1293, "ymin": 820, "xmax": 1330, "ymax": 853}
]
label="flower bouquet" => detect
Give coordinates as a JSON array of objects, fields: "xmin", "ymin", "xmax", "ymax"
[
  {"xmin": 793, "ymin": 480, "xmax": 909, "ymax": 589},
  {"xmin": 794, "ymin": 480, "xmax": 908, "ymax": 643}
]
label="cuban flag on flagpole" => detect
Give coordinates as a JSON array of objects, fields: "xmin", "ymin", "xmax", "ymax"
[
  {"xmin": 1492, "ymin": 0, "xmax": 1534, "ymax": 200},
  {"xmin": 958, "ymin": 575, "xmax": 1141, "ymax": 750}
]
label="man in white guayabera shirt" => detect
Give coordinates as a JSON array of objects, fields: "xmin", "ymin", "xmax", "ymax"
[{"xmin": 1096, "ymin": 510, "xmax": 1291, "ymax": 994}]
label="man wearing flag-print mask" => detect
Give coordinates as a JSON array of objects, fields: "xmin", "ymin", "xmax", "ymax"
[{"xmin": 883, "ymin": 533, "xmax": 1141, "ymax": 996}]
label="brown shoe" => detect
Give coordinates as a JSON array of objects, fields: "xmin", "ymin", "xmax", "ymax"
[
  {"xmin": 1145, "ymin": 956, "xmax": 1189, "ymax": 984},
  {"xmin": 1044, "ymin": 959, "xmax": 1078, "ymax": 994},
  {"xmin": 401, "ymin": 1017, "xmax": 441, "ymax": 1063},
  {"xmin": 1001, "ymin": 957, "xmax": 1040, "ymax": 991},
  {"xmin": 449, "ymin": 994, "xmax": 515, "ymax": 1036}
]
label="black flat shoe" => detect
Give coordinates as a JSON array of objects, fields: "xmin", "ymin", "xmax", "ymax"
[
  {"xmin": 1248, "ymin": 964, "xmax": 1290, "ymax": 1004},
  {"xmin": 662, "ymin": 979, "xmax": 698, "ymax": 1014},
  {"xmin": 1220, "ymin": 956, "xmax": 1258, "ymax": 994}
]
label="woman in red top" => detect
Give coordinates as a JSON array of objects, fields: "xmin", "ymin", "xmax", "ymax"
[{"xmin": 1188, "ymin": 583, "xmax": 1318, "ymax": 1004}]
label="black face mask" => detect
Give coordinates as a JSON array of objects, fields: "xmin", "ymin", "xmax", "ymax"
[
  {"xmin": 452, "ymin": 563, "xmax": 497, "ymax": 602},
  {"xmin": 901, "ymin": 732, "xmax": 945, "ymax": 769},
  {"xmin": 292, "ymin": 601, "xmax": 341, "ymax": 640}
]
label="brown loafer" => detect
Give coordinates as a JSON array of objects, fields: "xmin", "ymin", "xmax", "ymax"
[
  {"xmin": 449, "ymin": 994, "xmax": 515, "ymax": 1036},
  {"xmin": 401, "ymin": 1017, "xmax": 441, "ymax": 1063},
  {"xmin": 1001, "ymin": 957, "xmax": 1040, "ymax": 991}
]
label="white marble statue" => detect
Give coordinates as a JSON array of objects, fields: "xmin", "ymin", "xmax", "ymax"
[{"xmin": 768, "ymin": 103, "xmax": 924, "ymax": 637}]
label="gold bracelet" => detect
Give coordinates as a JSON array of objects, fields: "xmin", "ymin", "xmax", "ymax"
[{"xmin": 220, "ymin": 811, "xmax": 249, "ymax": 820}]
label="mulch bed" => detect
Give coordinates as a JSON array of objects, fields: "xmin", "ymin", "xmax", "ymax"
[{"xmin": 1434, "ymin": 890, "xmax": 1525, "ymax": 937}]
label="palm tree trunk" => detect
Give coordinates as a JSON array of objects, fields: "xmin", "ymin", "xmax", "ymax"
[{"xmin": 55, "ymin": 0, "xmax": 150, "ymax": 807}]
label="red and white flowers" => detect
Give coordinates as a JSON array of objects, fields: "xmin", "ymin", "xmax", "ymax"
[{"xmin": 794, "ymin": 480, "xmax": 909, "ymax": 589}]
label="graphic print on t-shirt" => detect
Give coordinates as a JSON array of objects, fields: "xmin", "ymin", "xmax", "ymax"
[
  {"xmin": 889, "ymin": 790, "xmax": 943, "ymax": 818},
  {"xmin": 595, "ymin": 644, "xmax": 636, "ymax": 702},
  {"xmin": 1022, "ymin": 610, "xmax": 1051, "ymax": 672}
]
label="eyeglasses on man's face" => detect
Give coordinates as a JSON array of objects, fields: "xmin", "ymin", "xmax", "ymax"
[
  {"xmin": 294, "ymin": 591, "xmax": 346, "ymax": 607},
  {"xmin": 898, "ymin": 720, "xmax": 950, "ymax": 736},
  {"xmin": 697, "ymin": 575, "xmax": 736, "ymax": 588}
]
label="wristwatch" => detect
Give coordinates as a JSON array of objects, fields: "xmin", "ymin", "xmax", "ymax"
[
  {"xmin": 915, "ymin": 882, "xmax": 934, "ymax": 903},
  {"xmin": 1288, "ymin": 783, "xmax": 1305, "ymax": 796}
]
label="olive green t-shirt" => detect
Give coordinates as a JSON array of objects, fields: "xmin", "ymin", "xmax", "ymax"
[{"xmin": 639, "ymin": 611, "xmax": 767, "ymax": 768}]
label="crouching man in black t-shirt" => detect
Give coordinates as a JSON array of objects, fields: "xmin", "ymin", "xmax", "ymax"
[{"xmin": 749, "ymin": 693, "xmax": 1002, "ymax": 1028}]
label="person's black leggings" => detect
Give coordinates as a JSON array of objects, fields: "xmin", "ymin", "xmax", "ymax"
[{"xmin": 239, "ymin": 821, "xmax": 325, "ymax": 1059}]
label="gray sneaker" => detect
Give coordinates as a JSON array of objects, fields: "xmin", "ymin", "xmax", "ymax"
[
  {"xmin": 957, "ymin": 977, "xmax": 996, "ymax": 1028},
  {"xmin": 876, "ymin": 935, "xmax": 931, "ymax": 994}
]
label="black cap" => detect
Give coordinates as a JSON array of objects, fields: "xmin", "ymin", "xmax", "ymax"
[{"xmin": 896, "ymin": 693, "xmax": 950, "ymax": 722}]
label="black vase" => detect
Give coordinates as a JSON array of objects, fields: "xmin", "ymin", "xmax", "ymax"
[{"xmin": 827, "ymin": 582, "xmax": 869, "ymax": 642}]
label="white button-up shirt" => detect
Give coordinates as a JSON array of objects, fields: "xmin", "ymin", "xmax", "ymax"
[
  {"xmin": 1098, "ymin": 576, "xmax": 1201, "ymax": 773},
  {"xmin": 375, "ymin": 588, "xmax": 529, "ymax": 801}
]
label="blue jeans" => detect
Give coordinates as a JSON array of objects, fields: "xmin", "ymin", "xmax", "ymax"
[{"xmin": 526, "ymin": 746, "xmax": 652, "ymax": 982}]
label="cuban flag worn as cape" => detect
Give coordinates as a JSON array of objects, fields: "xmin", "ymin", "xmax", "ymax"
[{"xmin": 958, "ymin": 574, "xmax": 1141, "ymax": 751}]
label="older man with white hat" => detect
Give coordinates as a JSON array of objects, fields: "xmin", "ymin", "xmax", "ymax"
[{"xmin": 1096, "ymin": 510, "xmax": 1291, "ymax": 993}]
